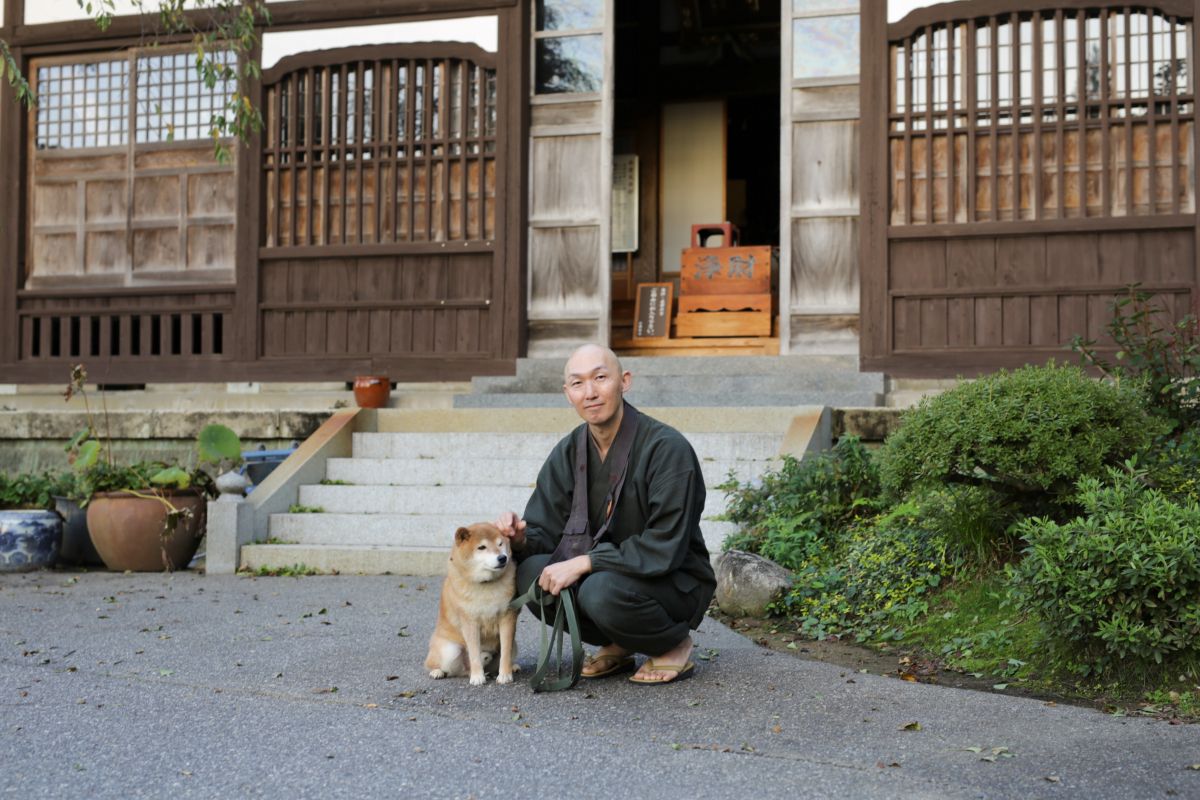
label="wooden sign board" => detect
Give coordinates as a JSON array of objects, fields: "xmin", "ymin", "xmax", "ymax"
[
  {"xmin": 633, "ymin": 282, "xmax": 673, "ymax": 341},
  {"xmin": 681, "ymin": 245, "xmax": 774, "ymax": 297},
  {"xmin": 611, "ymin": 154, "xmax": 639, "ymax": 253}
]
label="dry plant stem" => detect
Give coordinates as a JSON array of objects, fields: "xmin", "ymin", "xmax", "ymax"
[{"xmin": 101, "ymin": 387, "xmax": 113, "ymax": 467}]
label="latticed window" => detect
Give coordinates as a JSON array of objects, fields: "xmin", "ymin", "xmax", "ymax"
[
  {"xmin": 263, "ymin": 49, "xmax": 499, "ymax": 247},
  {"xmin": 889, "ymin": 8, "xmax": 1194, "ymax": 223},
  {"xmin": 35, "ymin": 50, "xmax": 235, "ymax": 150}
]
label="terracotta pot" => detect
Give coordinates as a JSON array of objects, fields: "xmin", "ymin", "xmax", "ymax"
[
  {"xmin": 86, "ymin": 490, "xmax": 207, "ymax": 572},
  {"xmin": 353, "ymin": 375, "xmax": 391, "ymax": 408}
]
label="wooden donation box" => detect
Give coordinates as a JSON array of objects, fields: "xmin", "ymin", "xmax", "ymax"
[{"xmin": 676, "ymin": 223, "xmax": 775, "ymax": 338}]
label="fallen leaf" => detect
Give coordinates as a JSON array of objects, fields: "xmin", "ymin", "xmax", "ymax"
[
  {"xmin": 961, "ymin": 746, "xmax": 983, "ymax": 753},
  {"xmin": 900, "ymin": 673, "xmax": 917, "ymax": 682},
  {"xmin": 992, "ymin": 683, "xmax": 1009, "ymax": 691},
  {"xmin": 363, "ymin": 703, "xmax": 378, "ymax": 709},
  {"xmin": 396, "ymin": 690, "xmax": 417, "ymax": 698},
  {"xmin": 158, "ymin": 669, "xmax": 174, "ymax": 677},
  {"xmin": 386, "ymin": 675, "xmax": 399, "ymax": 681},
  {"xmin": 901, "ymin": 721, "xmax": 922, "ymax": 731},
  {"xmin": 313, "ymin": 687, "xmax": 338, "ymax": 694},
  {"xmin": 1045, "ymin": 776, "xmax": 1061, "ymax": 783}
]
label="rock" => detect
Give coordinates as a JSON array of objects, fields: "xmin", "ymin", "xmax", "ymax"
[{"xmin": 714, "ymin": 550, "xmax": 792, "ymax": 617}]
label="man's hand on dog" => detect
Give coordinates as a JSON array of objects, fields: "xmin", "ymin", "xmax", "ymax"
[
  {"xmin": 538, "ymin": 555, "xmax": 592, "ymax": 596},
  {"xmin": 494, "ymin": 511, "xmax": 527, "ymax": 549}
]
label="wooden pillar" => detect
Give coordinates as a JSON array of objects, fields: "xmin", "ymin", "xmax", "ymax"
[
  {"xmin": 498, "ymin": 3, "xmax": 529, "ymax": 359},
  {"xmin": 234, "ymin": 34, "xmax": 264, "ymax": 364},
  {"xmin": 858, "ymin": 0, "xmax": 888, "ymax": 368},
  {"xmin": 1194, "ymin": 0, "xmax": 1200, "ymax": 318},
  {"xmin": 0, "ymin": 28, "xmax": 22, "ymax": 368}
]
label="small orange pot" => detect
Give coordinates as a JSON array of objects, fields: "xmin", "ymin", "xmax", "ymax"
[{"xmin": 353, "ymin": 375, "xmax": 391, "ymax": 408}]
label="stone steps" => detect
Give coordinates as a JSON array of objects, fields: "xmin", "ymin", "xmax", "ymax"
[
  {"xmin": 457, "ymin": 355, "xmax": 884, "ymax": 409},
  {"xmin": 245, "ymin": 410, "xmax": 789, "ymax": 576}
]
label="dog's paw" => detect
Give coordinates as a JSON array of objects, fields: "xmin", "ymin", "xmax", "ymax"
[
  {"xmin": 496, "ymin": 672, "xmax": 514, "ymax": 685},
  {"xmin": 429, "ymin": 669, "xmax": 446, "ymax": 679},
  {"xmin": 468, "ymin": 673, "xmax": 486, "ymax": 686},
  {"xmin": 511, "ymin": 662, "xmax": 522, "ymax": 673},
  {"xmin": 480, "ymin": 651, "xmax": 495, "ymax": 667}
]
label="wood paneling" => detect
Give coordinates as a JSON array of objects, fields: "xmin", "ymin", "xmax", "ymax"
[
  {"xmin": 530, "ymin": 135, "xmax": 601, "ymax": 221},
  {"xmin": 791, "ymin": 217, "xmax": 859, "ymax": 312},
  {"xmin": 258, "ymin": 254, "xmax": 492, "ymax": 358},
  {"xmin": 529, "ymin": 225, "xmax": 601, "ymax": 319},
  {"xmin": 792, "ymin": 121, "xmax": 859, "ymax": 212},
  {"xmin": 889, "ymin": 229, "xmax": 1193, "ymax": 352}
]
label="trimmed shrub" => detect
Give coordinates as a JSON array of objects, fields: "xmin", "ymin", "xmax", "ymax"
[
  {"xmin": 1009, "ymin": 467, "xmax": 1200, "ymax": 675},
  {"xmin": 776, "ymin": 499, "xmax": 952, "ymax": 641},
  {"xmin": 877, "ymin": 363, "xmax": 1160, "ymax": 508},
  {"xmin": 720, "ymin": 435, "xmax": 881, "ymax": 568}
]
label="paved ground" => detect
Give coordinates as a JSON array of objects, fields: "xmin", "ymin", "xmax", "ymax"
[{"xmin": 2, "ymin": 570, "xmax": 1199, "ymax": 799}]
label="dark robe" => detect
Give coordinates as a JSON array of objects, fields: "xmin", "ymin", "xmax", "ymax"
[{"xmin": 516, "ymin": 408, "xmax": 716, "ymax": 629}]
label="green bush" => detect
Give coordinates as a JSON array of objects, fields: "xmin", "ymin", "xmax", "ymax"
[
  {"xmin": 776, "ymin": 500, "xmax": 952, "ymax": 641},
  {"xmin": 877, "ymin": 363, "xmax": 1159, "ymax": 509},
  {"xmin": 1009, "ymin": 466, "xmax": 1200, "ymax": 675},
  {"xmin": 1141, "ymin": 426, "xmax": 1200, "ymax": 503},
  {"xmin": 720, "ymin": 435, "xmax": 881, "ymax": 568},
  {"xmin": 917, "ymin": 484, "xmax": 1021, "ymax": 567},
  {"xmin": 1071, "ymin": 286, "xmax": 1200, "ymax": 428}
]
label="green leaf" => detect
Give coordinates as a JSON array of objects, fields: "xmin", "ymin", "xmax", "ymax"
[
  {"xmin": 150, "ymin": 466, "xmax": 191, "ymax": 489},
  {"xmin": 73, "ymin": 440, "xmax": 101, "ymax": 471},
  {"xmin": 197, "ymin": 424, "xmax": 242, "ymax": 464}
]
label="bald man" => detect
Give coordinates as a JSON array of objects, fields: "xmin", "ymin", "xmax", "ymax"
[{"xmin": 494, "ymin": 345, "xmax": 716, "ymax": 685}]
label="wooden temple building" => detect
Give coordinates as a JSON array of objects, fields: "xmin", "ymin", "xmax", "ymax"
[{"xmin": 0, "ymin": 0, "xmax": 1195, "ymax": 384}]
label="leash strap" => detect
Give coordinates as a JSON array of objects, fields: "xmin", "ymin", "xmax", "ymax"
[{"xmin": 508, "ymin": 584, "xmax": 583, "ymax": 692}]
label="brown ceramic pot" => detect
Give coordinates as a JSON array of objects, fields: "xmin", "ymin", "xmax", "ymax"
[
  {"xmin": 86, "ymin": 490, "xmax": 207, "ymax": 572},
  {"xmin": 353, "ymin": 375, "xmax": 391, "ymax": 408}
]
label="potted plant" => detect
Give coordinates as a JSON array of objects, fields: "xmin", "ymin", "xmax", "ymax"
[
  {"xmin": 47, "ymin": 470, "xmax": 102, "ymax": 566},
  {"xmin": 65, "ymin": 364, "xmax": 243, "ymax": 571},
  {"xmin": 0, "ymin": 472, "xmax": 63, "ymax": 572}
]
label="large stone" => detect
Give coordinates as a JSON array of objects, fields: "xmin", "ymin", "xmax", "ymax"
[{"xmin": 714, "ymin": 550, "xmax": 792, "ymax": 617}]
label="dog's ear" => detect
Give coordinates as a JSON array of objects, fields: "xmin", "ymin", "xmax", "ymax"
[{"xmin": 455, "ymin": 526, "xmax": 471, "ymax": 543}]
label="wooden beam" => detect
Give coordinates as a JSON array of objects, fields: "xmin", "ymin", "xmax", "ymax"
[
  {"xmin": 1194, "ymin": 0, "xmax": 1200, "ymax": 317},
  {"xmin": 3, "ymin": 0, "xmax": 24, "ymax": 34},
  {"xmin": 498, "ymin": 2, "xmax": 528, "ymax": 359},
  {"xmin": 889, "ymin": 0, "xmax": 1193, "ymax": 40},
  {"xmin": 859, "ymin": 3, "xmax": 889, "ymax": 366},
  {"xmin": 0, "ymin": 43, "xmax": 19, "ymax": 366},
  {"xmin": 235, "ymin": 36, "xmax": 264, "ymax": 363},
  {"xmin": 12, "ymin": 0, "xmax": 514, "ymax": 48}
]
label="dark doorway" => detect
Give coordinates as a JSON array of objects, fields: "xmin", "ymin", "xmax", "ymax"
[{"xmin": 611, "ymin": 0, "xmax": 781, "ymax": 343}]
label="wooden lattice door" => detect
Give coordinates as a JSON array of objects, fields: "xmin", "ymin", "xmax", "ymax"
[
  {"xmin": 257, "ymin": 43, "xmax": 514, "ymax": 376},
  {"xmin": 862, "ymin": 1, "xmax": 1199, "ymax": 375}
]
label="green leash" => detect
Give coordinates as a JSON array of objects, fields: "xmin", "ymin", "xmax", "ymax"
[{"xmin": 509, "ymin": 583, "xmax": 584, "ymax": 692}]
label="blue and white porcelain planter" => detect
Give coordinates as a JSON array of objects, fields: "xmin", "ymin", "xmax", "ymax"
[{"xmin": 0, "ymin": 510, "xmax": 63, "ymax": 572}]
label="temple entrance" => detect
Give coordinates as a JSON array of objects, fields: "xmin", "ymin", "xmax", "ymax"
[{"xmin": 610, "ymin": 0, "xmax": 781, "ymax": 354}]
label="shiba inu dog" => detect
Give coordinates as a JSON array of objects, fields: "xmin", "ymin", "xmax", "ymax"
[{"xmin": 424, "ymin": 522, "xmax": 518, "ymax": 686}]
